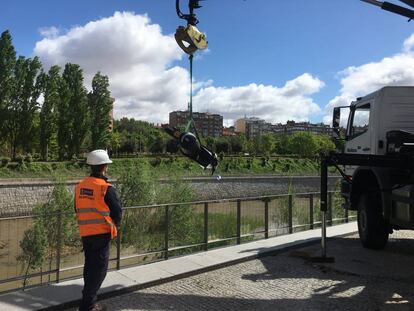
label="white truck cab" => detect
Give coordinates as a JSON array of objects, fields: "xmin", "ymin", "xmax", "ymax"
[{"xmin": 333, "ymin": 86, "xmax": 414, "ymax": 249}]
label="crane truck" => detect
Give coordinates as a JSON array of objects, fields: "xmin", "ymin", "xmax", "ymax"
[{"xmin": 332, "ymin": 86, "xmax": 414, "ymax": 249}]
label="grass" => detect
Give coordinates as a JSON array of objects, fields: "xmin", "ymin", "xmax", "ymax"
[{"xmin": 0, "ymin": 155, "xmax": 330, "ymax": 179}]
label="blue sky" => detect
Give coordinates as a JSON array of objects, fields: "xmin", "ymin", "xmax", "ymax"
[{"xmin": 2, "ymin": 0, "xmax": 414, "ymax": 125}]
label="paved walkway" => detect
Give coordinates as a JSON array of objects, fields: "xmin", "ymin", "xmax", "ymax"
[
  {"xmin": 75, "ymin": 229, "xmax": 414, "ymax": 311},
  {"xmin": 0, "ymin": 223, "xmax": 357, "ymax": 311}
]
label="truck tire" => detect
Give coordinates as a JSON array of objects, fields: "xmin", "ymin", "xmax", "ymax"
[{"xmin": 357, "ymin": 193, "xmax": 389, "ymax": 249}]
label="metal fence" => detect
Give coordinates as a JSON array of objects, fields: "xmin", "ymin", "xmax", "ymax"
[{"xmin": 0, "ymin": 191, "xmax": 355, "ymax": 293}]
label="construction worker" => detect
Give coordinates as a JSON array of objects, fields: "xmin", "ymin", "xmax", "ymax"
[{"xmin": 75, "ymin": 150, "xmax": 122, "ymax": 311}]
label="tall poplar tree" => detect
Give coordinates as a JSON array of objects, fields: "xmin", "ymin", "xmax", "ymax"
[
  {"xmin": 0, "ymin": 30, "xmax": 17, "ymax": 149},
  {"xmin": 5, "ymin": 56, "xmax": 41, "ymax": 158},
  {"xmin": 62, "ymin": 63, "xmax": 88, "ymax": 158},
  {"xmin": 40, "ymin": 65, "xmax": 61, "ymax": 160},
  {"xmin": 19, "ymin": 56, "xmax": 42, "ymax": 153},
  {"xmin": 88, "ymin": 72, "xmax": 113, "ymax": 149},
  {"xmin": 56, "ymin": 77, "xmax": 71, "ymax": 160}
]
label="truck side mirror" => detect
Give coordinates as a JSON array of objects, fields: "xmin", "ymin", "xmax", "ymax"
[{"xmin": 332, "ymin": 107, "xmax": 341, "ymax": 139}]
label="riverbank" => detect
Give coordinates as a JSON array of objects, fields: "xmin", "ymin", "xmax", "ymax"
[
  {"xmin": 0, "ymin": 156, "xmax": 324, "ymax": 179},
  {"xmin": 0, "ymin": 175, "xmax": 340, "ymax": 217}
]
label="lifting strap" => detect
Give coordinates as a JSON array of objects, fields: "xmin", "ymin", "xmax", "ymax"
[{"xmin": 184, "ymin": 54, "xmax": 202, "ymax": 145}]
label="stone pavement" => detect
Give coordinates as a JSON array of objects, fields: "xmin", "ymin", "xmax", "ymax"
[
  {"xmin": 78, "ymin": 230, "xmax": 414, "ymax": 311},
  {"xmin": 4, "ymin": 222, "xmax": 414, "ymax": 311},
  {"xmin": 64, "ymin": 231, "xmax": 414, "ymax": 311},
  {"xmin": 0, "ymin": 222, "xmax": 357, "ymax": 311}
]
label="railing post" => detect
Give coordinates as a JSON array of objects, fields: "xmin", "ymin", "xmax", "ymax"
[
  {"xmin": 328, "ymin": 192, "xmax": 333, "ymax": 226},
  {"xmin": 116, "ymin": 226, "xmax": 121, "ymax": 270},
  {"xmin": 265, "ymin": 199, "xmax": 269, "ymax": 239},
  {"xmin": 165, "ymin": 205, "xmax": 169, "ymax": 260},
  {"xmin": 237, "ymin": 200, "xmax": 241, "ymax": 244},
  {"xmin": 56, "ymin": 210, "xmax": 62, "ymax": 283},
  {"xmin": 309, "ymin": 194, "xmax": 314, "ymax": 230},
  {"xmin": 288, "ymin": 195, "xmax": 293, "ymax": 234},
  {"xmin": 204, "ymin": 202, "xmax": 209, "ymax": 251}
]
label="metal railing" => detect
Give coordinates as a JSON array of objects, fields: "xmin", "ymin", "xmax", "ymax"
[{"xmin": 0, "ymin": 191, "xmax": 355, "ymax": 293}]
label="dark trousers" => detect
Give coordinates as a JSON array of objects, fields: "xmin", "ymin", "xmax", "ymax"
[{"xmin": 79, "ymin": 233, "xmax": 111, "ymax": 311}]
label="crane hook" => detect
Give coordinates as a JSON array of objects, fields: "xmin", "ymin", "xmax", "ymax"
[{"xmin": 175, "ymin": 0, "xmax": 208, "ymax": 55}]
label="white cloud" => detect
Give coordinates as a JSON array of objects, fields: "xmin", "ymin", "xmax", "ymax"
[
  {"xmin": 34, "ymin": 12, "xmax": 324, "ymax": 125},
  {"xmin": 403, "ymin": 33, "xmax": 414, "ymax": 53},
  {"xmin": 194, "ymin": 73, "xmax": 324, "ymax": 126},
  {"xmin": 34, "ymin": 11, "xmax": 187, "ymax": 123},
  {"xmin": 39, "ymin": 26, "xmax": 60, "ymax": 39},
  {"xmin": 324, "ymin": 33, "xmax": 414, "ymax": 124}
]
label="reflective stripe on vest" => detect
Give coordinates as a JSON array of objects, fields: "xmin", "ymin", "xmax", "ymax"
[
  {"xmin": 78, "ymin": 218, "xmax": 107, "ymax": 225},
  {"xmin": 75, "ymin": 177, "xmax": 117, "ymax": 239},
  {"xmin": 76, "ymin": 208, "xmax": 110, "ymax": 216}
]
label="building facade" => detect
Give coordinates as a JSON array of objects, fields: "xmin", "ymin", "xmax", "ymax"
[
  {"xmin": 235, "ymin": 117, "xmax": 332, "ymax": 138},
  {"xmin": 169, "ymin": 111, "xmax": 223, "ymax": 137},
  {"xmin": 235, "ymin": 117, "xmax": 271, "ymax": 138},
  {"xmin": 271, "ymin": 120, "xmax": 332, "ymax": 136}
]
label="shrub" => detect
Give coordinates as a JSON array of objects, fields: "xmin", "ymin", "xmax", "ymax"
[
  {"xmin": 0, "ymin": 157, "xmax": 10, "ymax": 167},
  {"xmin": 261, "ymin": 157, "xmax": 267, "ymax": 167},
  {"xmin": 150, "ymin": 157, "xmax": 162, "ymax": 167},
  {"xmin": 15, "ymin": 155, "xmax": 24, "ymax": 165},
  {"xmin": 18, "ymin": 180, "xmax": 75, "ymax": 287},
  {"xmin": 118, "ymin": 162, "xmax": 197, "ymax": 249},
  {"xmin": 17, "ymin": 223, "xmax": 47, "ymax": 288},
  {"xmin": 25, "ymin": 154, "xmax": 33, "ymax": 163},
  {"xmin": 33, "ymin": 153, "xmax": 41, "ymax": 161}
]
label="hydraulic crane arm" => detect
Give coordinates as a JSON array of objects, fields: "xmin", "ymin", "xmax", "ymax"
[{"xmin": 361, "ymin": 0, "xmax": 414, "ymax": 19}]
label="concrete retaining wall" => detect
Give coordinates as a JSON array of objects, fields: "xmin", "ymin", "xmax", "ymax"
[{"xmin": 0, "ymin": 176, "xmax": 339, "ymax": 216}]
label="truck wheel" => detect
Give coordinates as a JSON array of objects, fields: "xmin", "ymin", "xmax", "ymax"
[{"xmin": 357, "ymin": 193, "xmax": 389, "ymax": 249}]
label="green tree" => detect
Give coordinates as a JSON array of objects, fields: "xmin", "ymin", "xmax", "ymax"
[
  {"xmin": 275, "ymin": 134, "xmax": 290, "ymax": 155},
  {"xmin": 229, "ymin": 135, "xmax": 245, "ymax": 154},
  {"xmin": 17, "ymin": 223, "xmax": 47, "ymax": 288},
  {"xmin": 40, "ymin": 66, "xmax": 61, "ymax": 161},
  {"xmin": 88, "ymin": 72, "xmax": 113, "ymax": 149},
  {"xmin": 0, "ymin": 30, "xmax": 17, "ymax": 150},
  {"xmin": 204, "ymin": 136, "xmax": 216, "ymax": 152},
  {"xmin": 114, "ymin": 118, "xmax": 161, "ymax": 154},
  {"xmin": 20, "ymin": 57, "xmax": 42, "ymax": 153},
  {"xmin": 254, "ymin": 133, "xmax": 276, "ymax": 155},
  {"xmin": 4, "ymin": 56, "xmax": 42, "ymax": 158},
  {"xmin": 315, "ymin": 134, "xmax": 336, "ymax": 154},
  {"xmin": 148, "ymin": 130, "xmax": 168, "ymax": 153},
  {"xmin": 286, "ymin": 132, "xmax": 318, "ymax": 157},
  {"xmin": 18, "ymin": 180, "xmax": 76, "ymax": 287},
  {"xmin": 56, "ymin": 78, "xmax": 71, "ymax": 160},
  {"xmin": 62, "ymin": 63, "xmax": 89, "ymax": 158},
  {"xmin": 109, "ymin": 131, "xmax": 121, "ymax": 156},
  {"xmin": 34, "ymin": 180, "xmax": 77, "ymax": 266}
]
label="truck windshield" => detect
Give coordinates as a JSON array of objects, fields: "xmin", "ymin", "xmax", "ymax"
[{"xmin": 350, "ymin": 103, "xmax": 370, "ymax": 139}]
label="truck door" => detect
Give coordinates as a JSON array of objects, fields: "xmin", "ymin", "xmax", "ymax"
[{"xmin": 346, "ymin": 103, "xmax": 371, "ymax": 155}]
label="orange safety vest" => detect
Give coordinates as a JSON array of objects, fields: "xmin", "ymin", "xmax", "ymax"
[{"xmin": 75, "ymin": 177, "xmax": 117, "ymax": 239}]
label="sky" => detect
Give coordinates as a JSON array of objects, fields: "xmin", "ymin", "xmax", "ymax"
[{"xmin": 2, "ymin": 0, "xmax": 414, "ymax": 126}]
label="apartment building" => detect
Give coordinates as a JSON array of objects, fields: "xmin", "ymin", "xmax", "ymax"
[{"xmin": 169, "ymin": 110, "xmax": 223, "ymax": 137}]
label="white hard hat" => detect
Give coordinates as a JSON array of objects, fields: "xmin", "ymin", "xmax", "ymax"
[{"xmin": 86, "ymin": 150, "xmax": 113, "ymax": 165}]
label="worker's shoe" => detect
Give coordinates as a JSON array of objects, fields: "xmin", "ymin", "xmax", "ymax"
[{"xmin": 91, "ymin": 303, "xmax": 107, "ymax": 311}]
